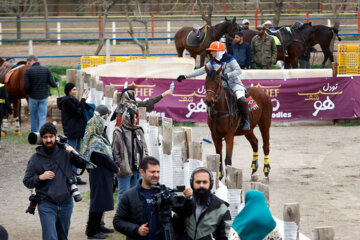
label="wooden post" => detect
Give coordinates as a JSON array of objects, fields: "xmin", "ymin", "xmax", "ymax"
[
  {"xmin": 138, "ymin": 107, "xmax": 146, "ymax": 120},
  {"xmin": 90, "ymin": 76, "xmax": 97, "ymax": 89},
  {"xmin": 95, "ymin": 81, "xmax": 104, "ymax": 106},
  {"xmin": 66, "ymin": 69, "xmax": 77, "ymax": 84},
  {"xmin": 283, "ymin": 203, "xmax": 300, "ymax": 240},
  {"xmin": 225, "ymin": 166, "xmax": 242, "ymax": 189},
  {"xmin": 206, "ymin": 154, "xmax": 220, "ymax": 188},
  {"xmin": 189, "ymin": 141, "xmax": 202, "ymax": 161},
  {"xmin": 245, "ymin": 182, "xmax": 270, "ymax": 206},
  {"xmin": 84, "ymin": 73, "xmax": 91, "ymax": 91},
  {"xmin": 149, "ymin": 113, "xmax": 159, "ymax": 126},
  {"xmin": 173, "ymin": 130, "xmax": 188, "ymax": 162},
  {"xmin": 105, "ymin": 85, "xmax": 114, "ymax": 98},
  {"xmin": 90, "ymin": 76, "xmax": 97, "ymax": 104},
  {"xmin": 162, "ymin": 117, "xmax": 173, "ymax": 155},
  {"xmin": 76, "ymin": 70, "xmax": 85, "ymax": 100},
  {"xmin": 314, "ymin": 226, "xmax": 335, "ymax": 240}
]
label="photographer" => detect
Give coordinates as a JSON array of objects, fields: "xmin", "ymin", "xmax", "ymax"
[
  {"xmin": 23, "ymin": 122, "xmax": 86, "ymax": 240},
  {"xmin": 183, "ymin": 167, "xmax": 232, "ymax": 240},
  {"xmin": 113, "ymin": 156, "xmax": 193, "ymax": 240}
]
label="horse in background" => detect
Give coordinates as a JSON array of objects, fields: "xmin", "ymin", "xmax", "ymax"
[
  {"xmin": 0, "ymin": 59, "xmax": 29, "ymax": 135},
  {"xmin": 204, "ymin": 65, "xmax": 273, "ymax": 182},
  {"xmin": 175, "ymin": 17, "xmax": 239, "ymax": 67}
]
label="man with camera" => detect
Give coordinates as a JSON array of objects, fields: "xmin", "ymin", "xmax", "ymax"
[
  {"xmin": 113, "ymin": 156, "xmax": 193, "ymax": 240},
  {"xmin": 183, "ymin": 167, "xmax": 232, "ymax": 240},
  {"xmin": 23, "ymin": 122, "xmax": 87, "ymax": 240}
]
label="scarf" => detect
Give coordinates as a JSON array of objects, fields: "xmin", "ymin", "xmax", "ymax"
[
  {"xmin": 82, "ymin": 115, "xmax": 113, "ymax": 161},
  {"xmin": 115, "ymin": 88, "xmax": 137, "ymax": 116},
  {"xmin": 232, "ymin": 190, "xmax": 276, "ymax": 240}
]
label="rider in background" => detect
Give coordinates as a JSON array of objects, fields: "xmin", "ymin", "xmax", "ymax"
[{"xmin": 177, "ymin": 41, "xmax": 250, "ymax": 131}]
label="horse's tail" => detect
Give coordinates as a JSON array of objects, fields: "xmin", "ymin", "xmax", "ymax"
[{"xmin": 330, "ymin": 27, "xmax": 342, "ymax": 41}]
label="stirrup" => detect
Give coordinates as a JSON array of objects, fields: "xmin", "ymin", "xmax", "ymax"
[
  {"xmin": 263, "ymin": 163, "xmax": 271, "ymax": 177},
  {"xmin": 251, "ymin": 159, "xmax": 258, "ymax": 174}
]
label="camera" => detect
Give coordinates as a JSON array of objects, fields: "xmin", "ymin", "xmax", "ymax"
[
  {"xmin": 25, "ymin": 194, "xmax": 40, "ymax": 215},
  {"xmin": 68, "ymin": 177, "xmax": 82, "ymax": 202}
]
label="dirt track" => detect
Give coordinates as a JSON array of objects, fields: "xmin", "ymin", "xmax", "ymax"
[{"xmin": 0, "ymin": 123, "xmax": 359, "ymax": 239}]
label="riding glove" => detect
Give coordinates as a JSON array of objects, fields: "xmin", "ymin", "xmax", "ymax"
[{"xmin": 177, "ymin": 75, "xmax": 186, "ymax": 82}]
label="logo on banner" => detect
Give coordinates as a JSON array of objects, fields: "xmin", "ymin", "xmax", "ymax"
[
  {"xmin": 271, "ymin": 98, "xmax": 292, "ymax": 118},
  {"xmin": 312, "ymin": 96, "xmax": 335, "ymax": 116},
  {"xmin": 186, "ymin": 99, "xmax": 207, "ymax": 118}
]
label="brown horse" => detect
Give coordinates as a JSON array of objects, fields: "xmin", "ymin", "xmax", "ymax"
[
  {"xmin": 0, "ymin": 63, "xmax": 29, "ymax": 135},
  {"xmin": 204, "ymin": 65, "xmax": 273, "ymax": 180},
  {"xmin": 175, "ymin": 17, "xmax": 239, "ymax": 67}
]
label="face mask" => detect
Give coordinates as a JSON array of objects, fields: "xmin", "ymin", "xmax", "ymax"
[{"xmin": 215, "ymin": 51, "xmax": 225, "ymax": 61}]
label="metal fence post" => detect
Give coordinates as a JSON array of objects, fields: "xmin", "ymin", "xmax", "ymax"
[
  {"xmin": 167, "ymin": 21, "xmax": 171, "ymax": 44},
  {"xmin": 57, "ymin": 22, "xmax": 61, "ymax": 46},
  {"xmin": 106, "ymin": 39, "xmax": 110, "ymax": 63},
  {"xmin": 112, "ymin": 21, "xmax": 116, "ymax": 46},
  {"xmin": 0, "ymin": 22, "xmax": 2, "ymax": 46},
  {"xmin": 28, "ymin": 40, "xmax": 33, "ymax": 55}
]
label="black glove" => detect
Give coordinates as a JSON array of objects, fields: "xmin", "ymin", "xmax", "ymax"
[{"xmin": 177, "ymin": 75, "xmax": 186, "ymax": 82}]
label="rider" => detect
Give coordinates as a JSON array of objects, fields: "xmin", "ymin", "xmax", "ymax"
[{"xmin": 177, "ymin": 41, "xmax": 250, "ymax": 131}]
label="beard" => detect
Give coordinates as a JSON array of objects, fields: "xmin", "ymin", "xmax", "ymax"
[
  {"xmin": 193, "ymin": 187, "xmax": 211, "ymax": 206},
  {"xmin": 43, "ymin": 142, "xmax": 56, "ymax": 153}
]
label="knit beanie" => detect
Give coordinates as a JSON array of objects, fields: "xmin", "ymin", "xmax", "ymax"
[
  {"xmin": 0, "ymin": 225, "xmax": 8, "ymax": 240},
  {"xmin": 64, "ymin": 83, "xmax": 76, "ymax": 96}
]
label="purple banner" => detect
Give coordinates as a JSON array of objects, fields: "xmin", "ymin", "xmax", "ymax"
[{"xmin": 101, "ymin": 76, "xmax": 360, "ymax": 122}]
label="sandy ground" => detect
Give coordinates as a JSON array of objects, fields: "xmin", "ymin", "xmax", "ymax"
[{"xmin": 0, "ymin": 122, "xmax": 359, "ymax": 239}]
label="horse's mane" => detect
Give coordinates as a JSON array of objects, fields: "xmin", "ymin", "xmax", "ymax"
[{"xmin": 207, "ymin": 69, "xmax": 218, "ymax": 80}]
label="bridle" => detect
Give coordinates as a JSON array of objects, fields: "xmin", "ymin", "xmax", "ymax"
[{"xmin": 205, "ymin": 78, "xmax": 222, "ymax": 104}]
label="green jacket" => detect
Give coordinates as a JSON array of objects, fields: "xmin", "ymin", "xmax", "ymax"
[
  {"xmin": 184, "ymin": 194, "xmax": 232, "ymax": 240},
  {"xmin": 251, "ymin": 35, "xmax": 277, "ymax": 67}
]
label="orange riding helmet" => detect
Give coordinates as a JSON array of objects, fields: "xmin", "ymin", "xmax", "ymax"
[{"xmin": 206, "ymin": 41, "xmax": 226, "ymax": 51}]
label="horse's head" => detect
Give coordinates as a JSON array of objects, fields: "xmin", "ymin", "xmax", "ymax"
[
  {"xmin": 0, "ymin": 57, "xmax": 4, "ymax": 67},
  {"xmin": 205, "ymin": 65, "xmax": 223, "ymax": 107},
  {"xmin": 224, "ymin": 17, "xmax": 239, "ymax": 37}
]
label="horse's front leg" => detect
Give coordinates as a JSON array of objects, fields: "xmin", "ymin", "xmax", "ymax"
[
  {"xmin": 224, "ymin": 134, "xmax": 234, "ymax": 166},
  {"xmin": 211, "ymin": 131, "xmax": 223, "ymax": 178}
]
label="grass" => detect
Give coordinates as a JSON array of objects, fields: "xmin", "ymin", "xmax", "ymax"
[
  {"xmin": 47, "ymin": 65, "xmax": 73, "ymax": 96},
  {"xmin": 2, "ymin": 129, "xmax": 32, "ymax": 144}
]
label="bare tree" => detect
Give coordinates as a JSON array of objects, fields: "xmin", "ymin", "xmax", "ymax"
[
  {"xmin": 42, "ymin": 0, "xmax": 49, "ymax": 39},
  {"xmin": 272, "ymin": 0, "xmax": 284, "ymax": 27},
  {"xmin": 196, "ymin": 0, "xmax": 216, "ymax": 26},
  {"xmin": 94, "ymin": 0, "xmax": 115, "ymax": 56},
  {"xmin": 125, "ymin": 0, "xmax": 150, "ymax": 56}
]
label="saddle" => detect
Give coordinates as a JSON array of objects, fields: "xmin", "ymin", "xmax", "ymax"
[
  {"xmin": 186, "ymin": 25, "xmax": 208, "ymax": 47},
  {"xmin": 266, "ymin": 27, "xmax": 293, "ymax": 47},
  {"xmin": 0, "ymin": 61, "xmax": 26, "ymax": 84},
  {"xmin": 223, "ymin": 86, "xmax": 258, "ymax": 116}
]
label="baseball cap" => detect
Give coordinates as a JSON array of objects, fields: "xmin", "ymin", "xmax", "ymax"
[
  {"xmin": 242, "ymin": 19, "xmax": 250, "ymax": 24},
  {"xmin": 256, "ymin": 25, "xmax": 265, "ymax": 30}
]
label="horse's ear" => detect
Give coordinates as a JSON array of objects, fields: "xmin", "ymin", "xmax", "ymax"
[
  {"xmin": 205, "ymin": 65, "xmax": 209, "ymax": 73},
  {"xmin": 216, "ymin": 65, "xmax": 223, "ymax": 75},
  {"xmin": 232, "ymin": 17, "xmax": 236, "ymax": 23},
  {"xmin": 225, "ymin": 16, "xmax": 229, "ymax": 21}
]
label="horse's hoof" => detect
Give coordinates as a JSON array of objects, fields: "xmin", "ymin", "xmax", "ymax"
[
  {"xmin": 1, "ymin": 131, "xmax": 6, "ymax": 137},
  {"xmin": 250, "ymin": 174, "xmax": 259, "ymax": 182},
  {"xmin": 14, "ymin": 130, "xmax": 21, "ymax": 136},
  {"xmin": 261, "ymin": 177, "xmax": 269, "ymax": 184}
]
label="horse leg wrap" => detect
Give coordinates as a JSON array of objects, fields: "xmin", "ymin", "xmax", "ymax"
[
  {"xmin": 219, "ymin": 161, "xmax": 224, "ymax": 180},
  {"xmin": 225, "ymin": 157, "xmax": 232, "ymax": 166},
  {"xmin": 1, "ymin": 119, "xmax": 8, "ymax": 136},
  {"xmin": 251, "ymin": 152, "xmax": 258, "ymax": 174},
  {"xmin": 263, "ymin": 155, "xmax": 270, "ymax": 177},
  {"xmin": 14, "ymin": 118, "xmax": 21, "ymax": 135}
]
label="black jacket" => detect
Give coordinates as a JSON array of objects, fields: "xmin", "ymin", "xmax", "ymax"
[
  {"xmin": 89, "ymin": 152, "xmax": 118, "ymax": 212},
  {"xmin": 0, "ymin": 84, "xmax": 12, "ymax": 117},
  {"xmin": 23, "ymin": 62, "xmax": 57, "ymax": 99},
  {"xmin": 113, "ymin": 180, "xmax": 193, "ymax": 240},
  {"xmin": 57, "ymin": 96, "xmax": 87, "ymax": 138},
  {"xmin": 23, "ymin": 143, "xmax": 86, "ymax": 203}
]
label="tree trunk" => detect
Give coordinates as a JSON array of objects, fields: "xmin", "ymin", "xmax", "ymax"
[
  {"xmin": 43, "ymin": 0, "xmax": 49, "ymax": 39},
  {"xmin": 272, "ymin": 0, "xmax": 283, "ymax": 27},
  {"xmin": 16, "ymin": 13, "xmax": 21, "ymax": 39},
  {"xmin": 94, "ymin": 1, "xmax": 115, "ymax": 56}
]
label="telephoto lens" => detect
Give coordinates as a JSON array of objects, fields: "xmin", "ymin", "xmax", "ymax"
[{"xmin": 68, "ymin": 177, "xmax": 82, "ymax": 202}]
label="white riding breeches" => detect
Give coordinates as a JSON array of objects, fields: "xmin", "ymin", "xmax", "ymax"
[{"xmin": 235, "ymin": 87, "xmax": 246, "ymax": 99}]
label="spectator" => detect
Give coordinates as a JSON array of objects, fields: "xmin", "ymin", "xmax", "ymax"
[
  {"xmin": 111, "ymin": 87, "xmax": 173, "ymax": 127},
  {"xmin": 299, "ymin": 46, "xmax": 317, "ymax": 69},
  {"xmin": 263, "ymin": 20, "xmax": 273, "ymax": 30},
  {"xmin": 83, "ymin": 105, "xmax": 119, "ymax": 239},
  {"xmin": 177, "ymin": 41, "xmax": 250, "ymax": 131},
  {"xmin": 23, "ymin": 55, "xmax": 58, "ymax": 132},
  {"xmin": 0, "ymin": 83, "xmax": 12, "ymax": 148},
  {"xmin": 112, "ymin": 105, "xmax": 148, "ymax": 208},
  {"xmin": 113, "ymin": 156, "xmax": 193, "ymax": 240},
  {"xmin": 228, "ymin": 190, "xmax": 283, "ymax": 240},
  {"xmin": 182, "ymin": 167, "xmax": 232, "ymax": 239},
  {"xmin": 251, "ymin": 25, "xmax": 277, "ymax": 69},
  {"xmin": 57, "ymin": 82, "xmax": 88, "ymax": 185},
  {"xmin": 229, "ymin": 32, "xmax": 252, "ymax": 69},
  {"xmin": 242, "ymin": 19, "xmax": 250, "ymax": 30},
  {"xmin": 0, "ymin": 225, "xmax": 8, "ymax": 240},
  {"xmin": 23, "ymin": 122, "xmax": 86, "ymax": 240}
]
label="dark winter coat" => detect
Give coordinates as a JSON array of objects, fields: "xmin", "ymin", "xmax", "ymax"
[
  {"xmin": 23, "ymin": 143, "xmax": 86, "ymax": 203},
  {"xmin": 229, "ymin": 41, "xmax": 252, "ymax": 69},
  {"xmin": 88, "ymin": 152, "xmax": 118, "ymax": 212},
  {"xmin": 57, "ymin": 96, "xmax": 87, "ymax": 138},
  {"xmin": 0, "ymin": 84, "xmax": 12, "ymax": 117},
  {"xmin": 113, "ymin": 180, "xmax": 193, "ymax": 240},
  {"xmin": 23, "ymin": 62, "xmax": 57, "ymax": 99}
]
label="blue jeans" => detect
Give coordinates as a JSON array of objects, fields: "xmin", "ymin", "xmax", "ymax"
[
  {"xmin": 67, "ymin": 138, "xmax": 81, "ymax": 174},
  {"xmin": 38, "ymin": 197, "xmax": 73, "ymax": 240},
  {"xmin": 117, "ymin": 171, "xmax": 141, "ymax": 207},
  {"xmin": 29, "ymin": 97, "xmax": 48, "ymax": 132}
]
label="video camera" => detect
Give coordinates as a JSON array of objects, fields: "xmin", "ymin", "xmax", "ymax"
[{"xmin": 150, "ymin": 184, "xmax": 186, "ymax": 240}]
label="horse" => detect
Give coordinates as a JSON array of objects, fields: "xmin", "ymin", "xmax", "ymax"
[
  {"xmin": 175, "ymin": 17, "xmax": 239, "ymax": 67},
  {"xmin": 0, "ymin": 63, "xmax": 29, "ymax": 135},
  {"xmin": 204, "ymin": 65, "xmax": 273, "ymax": 181}
]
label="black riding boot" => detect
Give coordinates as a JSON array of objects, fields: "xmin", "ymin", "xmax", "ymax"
[{"xmin": 237, "ymin": 97, "xmax": 250, "ymax": 131}]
